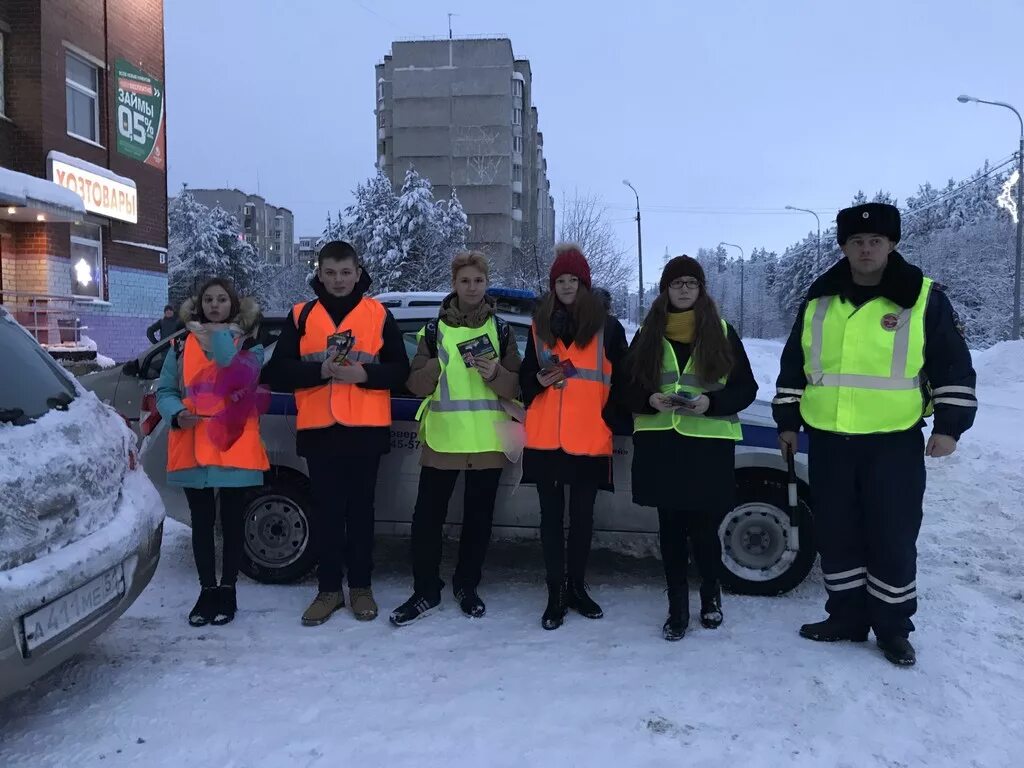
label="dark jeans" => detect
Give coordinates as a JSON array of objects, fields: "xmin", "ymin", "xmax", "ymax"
[
  {"xmin": 306, "ymin": 453, "xmax": 382, "ymax": 591},
  {"xmin": 657, "ymin": 507, "xmax": 722, "ymax": 599},
  {"xmin": 537, "ymin": 480, "xmax": 598, "ymax": 585},
  {"xmin": 411, "ymin": 466, "xmax": 502, "ymax": 599},
  {"xmin": 184, "ymin": 486, "xmax": 246, "ymax": 589}
]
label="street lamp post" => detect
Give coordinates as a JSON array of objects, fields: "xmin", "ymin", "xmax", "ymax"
[
  {"xmin": 958, "ymin": 94, "xmax": 1024, "ymax": 340},
  {"xmin": 785, "ymin": 205, "xmax": 822, "ymax": 274},
  {"xmin": 623, "ymin": 180, "xmax": 644, "ymax": 321},
  {"xmin": 719, "ymin": 241, "xmax": 745, "ymax": 337}
]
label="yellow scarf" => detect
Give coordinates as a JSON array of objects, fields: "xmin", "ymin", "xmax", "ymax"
[{"xmin": 665, "ymin": 310, "xmax": 696, "ymax": 344}]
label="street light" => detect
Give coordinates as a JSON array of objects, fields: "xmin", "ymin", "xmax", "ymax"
[
  {"xmin": 785, "ymin": 205, "xmax": 822, "ymax": 274},
  {"xmin": 958, "ymin": 93, "xmax": 1024, "ymax": 340},
  {"xmin": 622, "ymin": 179, "xmax": 644, "ymax": 320},
  {"xmin": 718, "ymin": 241, "xmax": 745, "ymax": 337}
]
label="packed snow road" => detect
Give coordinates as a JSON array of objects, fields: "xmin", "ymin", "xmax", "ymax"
[{"xmin": 1, "ymin": 342, "xmax": 1022, "ymax": 768}]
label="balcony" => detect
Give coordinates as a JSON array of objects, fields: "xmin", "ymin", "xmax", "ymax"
[
  {"xmin": 511, "ymin": 208, "xmax": 523, "ymax": 222},
  {"xmin": 512, "ymin": 181, "xmax": 522, "ymax": 194}
]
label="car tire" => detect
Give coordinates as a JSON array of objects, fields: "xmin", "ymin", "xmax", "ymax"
[
  {"xmin": 239, "ymin": 469, "xmax": 316, "ymax": 584},
  {"xmin": 716, "ymin": 467, "xmax": 816, "ymax": 596}
]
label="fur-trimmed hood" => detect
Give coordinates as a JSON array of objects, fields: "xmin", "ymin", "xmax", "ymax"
[{"xmin": 179, "ymin": 295, "xmax": 262, "ymax": 333}]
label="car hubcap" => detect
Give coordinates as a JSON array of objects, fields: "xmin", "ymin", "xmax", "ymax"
[
  {"xmin": 244, "ymin": 495, "xmax": 308, "ymax": 570},
  {"xmin": 719, "ymin": 502, "xmax": 797, "ymax": 582}
]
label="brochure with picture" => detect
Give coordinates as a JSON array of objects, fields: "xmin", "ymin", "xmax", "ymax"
[
  {"xmin": 665, "ymin": 391, "xmax": 701, "ymax": 408},
  {"xmin": 327, "ymin": 331, "xmax": 355, "ymax": 364},
  {"xmin": 457, "ymin": 334, "xmax": 498, "ymax": 365}
]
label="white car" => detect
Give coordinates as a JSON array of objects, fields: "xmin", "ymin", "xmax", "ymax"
[
  {"xmin": 0, "ymin": 307, "xmax": 165, "ymax": 700},
  {"xmin": 135, "ymin": 290, "xmax": 815, "ymax": 596}
]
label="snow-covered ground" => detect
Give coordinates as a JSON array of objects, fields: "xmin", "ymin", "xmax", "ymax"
[{"xmin": 1, "ymin": 342, "xmax": 1023, "ymax": 767}]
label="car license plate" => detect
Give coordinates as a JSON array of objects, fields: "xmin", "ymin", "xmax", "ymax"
[{"xmin": 20, "ymin": 563, "xmax": 126, "ymax": 656}]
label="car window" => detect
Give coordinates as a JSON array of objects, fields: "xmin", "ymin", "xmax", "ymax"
[
  {"xmin": 408, "ymin": 300, "xmax": 442, "ymax": 307},
  {"xmin": 0, "ymin": 314, "xmax": 77, "ymax": 424},
  {"xmin": 142, "ymin": 340, "xmax": 173, "ymax": 379},
  {"xmin": 396, "ymin": 320, "xmax": 427, "ymax": 360}
]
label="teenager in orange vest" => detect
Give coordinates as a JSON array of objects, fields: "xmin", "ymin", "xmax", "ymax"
[
  {"xmin": 157, "ymin": 277, "xmax": 269, "ymax": 627},
  {"xmin": 520, "ymin": 244, "xmax": 629, "ymax": 630},
  {"xmin": 266, "ymin": 241, "xmax": 409, "ymax": 626}
]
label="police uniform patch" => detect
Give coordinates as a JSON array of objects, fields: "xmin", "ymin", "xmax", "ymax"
[
  {"xmin": 881, "ymin": 313, "xmax": 899, "ymax": 331},
  {"xmin": 863, "ymin": 211, "xmax": 870, "ymax": 219}
]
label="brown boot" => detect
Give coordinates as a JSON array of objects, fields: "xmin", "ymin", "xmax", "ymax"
[
  {"xmin": 349, "ymin": 587, "xmax": 379, "ymax": 622},
  {"xmin": 301, "ymin": 591, "xmax": 344, "ymax": 626}
]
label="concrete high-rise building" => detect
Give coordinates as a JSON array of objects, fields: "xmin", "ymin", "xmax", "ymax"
[
  {"xmin": 295, "ymin": 235, "xmax": 319, "ymax": 269},
  {"xmin": 187, "ymin": 188, "xmax": 294, "ymax": 267},
  {"xmin": 375, "ymin": 38, "xmax": 554, "ymax": 268}
]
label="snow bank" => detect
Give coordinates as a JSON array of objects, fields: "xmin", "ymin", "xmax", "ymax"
[
  {"xmin": 0, "ymin": 391, "xmax": 137, "ymax": 570},
  {"xmin": 95, "ymin": 354, "xmax": 117, "ymax": 369},
  {"xmin": 972, "ymin": 339, "xmax": 1023, "ymax": 409}
]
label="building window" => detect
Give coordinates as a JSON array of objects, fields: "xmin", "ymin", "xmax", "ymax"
[
  {"xmin": 378, "ymin": 111, "xmax": 385, "ymax": 128},
  {"xmin": 513, "ymin": 107, "xmax": 522, "ymax": 126},
  {"xmin": 513, "ymin": 192, "xmax": 522, "ymax": 209},
  {"xmin": 70, "ymin": 223, "xmax": 103, "ymax": 299},
  {"xmin": 377, "ymin": 80, "xmax": 385, "ymax": 100},
  {"xmin": 0, "ymin": 31, "xmax": 6, "ymax": 117},
  {"xmin": 513, "ymin": 163, "xmax": 522, "ymax": 182},
  {"xmin": 66, "ymin": 51, "xmax": 100, "ymax": 143},
  {"xmin": 512, "ymin": 79, "xmax": 523, "ymax": 98},
  {"xmin": 513, "ymin": 136, "xmax": 522, "ymax": 154}
]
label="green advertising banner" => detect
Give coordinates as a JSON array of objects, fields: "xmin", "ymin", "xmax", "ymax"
[{"xmin": 114, "ymin": 58, "xmax": 166, "ymax": 170}]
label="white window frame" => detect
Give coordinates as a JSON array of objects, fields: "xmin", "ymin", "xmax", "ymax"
[
  {"xmin": 513, "ymin": 135, "xmax": 522, "ymax": 154},
  {"xmin": 70, "ymin": 225, "xmax": 104, "ymax": 300},
  {"xmin": 65, "ymin": 50, "xmax": 100, "ymax": 144},
  {"xmin": 513, "ymin": 163, "xmax": 523, "ymax": 182},
  {"xmin": 512, "ymin": 79, "xmax": 523, "ymax": 97},
  {"xmin": 513, "ymin": 107, "xmax": 522, "ymax": 126}
]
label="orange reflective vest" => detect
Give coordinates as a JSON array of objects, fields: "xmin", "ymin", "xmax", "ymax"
[
  {"xmin": 524, "ymin": 324, "xmax": 613, "ymax": 456},
  {"xmin": 167, "ymin": 334, "xmax": 269, "ymax": 473},
  {"xmin": 293, "ymin": 298, "xmax": 391, "ymax": 430}
]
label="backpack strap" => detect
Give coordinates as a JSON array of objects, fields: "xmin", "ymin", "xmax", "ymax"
[
  {"xmin": 294, "ymin": 299, "xmax": 318, "ymax": 338},
  {"xmin": 424, "ymin": 319, "xmax": 440, "ymax": 358}
]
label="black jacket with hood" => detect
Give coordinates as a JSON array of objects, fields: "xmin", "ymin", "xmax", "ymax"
[
  {"xmin": 265, "ymin": 270, "xmax": 410, "ymax": 457},
  {"xmin": 773, "ymin": 251, "xmax": 977, "ymax": 440}
]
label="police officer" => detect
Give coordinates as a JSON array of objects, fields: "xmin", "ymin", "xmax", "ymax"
[
  {"xmin": 774, "ymin": 203, "xmax": 977, "ymax": 666},
  {"xmin": 268, "ymin": 241, "xmax": 409, "ymax": 626}
]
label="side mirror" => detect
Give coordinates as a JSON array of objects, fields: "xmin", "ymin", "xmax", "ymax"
[{"xmin": 122, "ymin": 360, "xmax": 140, "ymax": 377}]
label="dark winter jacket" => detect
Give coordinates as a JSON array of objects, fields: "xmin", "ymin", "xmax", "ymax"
[
  {"xmin": 147, "ymin": 315, "xmax": 183, "ymax": 344},
  {"xmin": 773, "ymin": 252, "xmax": 977, "ymax": 439},
  {"xmin": 622, "ymin": 322, "xmax": 758, "ymax": 510},
  {"xmin": 263, "ymin": 271, "xmax": 410, "ymax": 457}
]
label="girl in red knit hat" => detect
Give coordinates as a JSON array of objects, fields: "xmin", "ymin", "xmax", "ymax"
[
  {"xmin": 519, "ymin": 243, "xmax": 630, "ymax": 630},
  {"xmin": 622, "ymin": 255, "xmax": 758, "ymax": 641}
]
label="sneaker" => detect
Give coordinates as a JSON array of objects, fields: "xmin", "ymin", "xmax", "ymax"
[
  {"xmin": 454, "ymin": 586, "xmax": 486, "ymax": 618},
  {"xmin": 798, "ymin": 618, "xmax": 870, "ymax": 643},
  {"xmin": 541, "ymin": 583, "xmax": 567, "ymax": 630},
  {"xmin": 663, "ymin": 587, "xmax": 688, "ymax": 642},
  {"xmin": 349, "ymin": 587, "xmax": 379, "ymax": 622},
  {"xmin": 876, "ymin": 636, "xmax": 916, "ymax": 667},
  {"xmin": 188, "ymin": 588, "xmax": 219, "ymax": 627},
  {"xmin": 566, "ymin": 579, "xmax": 603, "ymax": 619},
  {"xmin": 211, "ymin": 584, "xmax": 237, "ymax": 626},
  {"xmin": 699, "ymin": 592, "xmax": 723, "ymax": 630},
  {"xmin": 389, "ymin": 593, "xmax": 440, "ymax": 627},
  {"xmin": 301, "ymin": 591, "xmax": 345, "ymax": 627}
]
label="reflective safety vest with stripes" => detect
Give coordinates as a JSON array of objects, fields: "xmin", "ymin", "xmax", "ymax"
[
  {"xmin": 293, "ymin": 298, "xmax": 391, "ymax": 430},
  {"xmin": 800, "ymin": 278, "xmax": 933, "ymax": 435},
  {"xmin": 167, "ymin": 333, "xmax": 270, "ymax": 472},
  {"xmin": 414, "ymin": 319, "xmax": 511, "ymax": 453},
  {"xmin": 633, "ymin": 321, "xmax": 742, "ymax": 441},
  {"xmin": 524, "ymin": 325, "xmax": 613, "ymax": 457}
]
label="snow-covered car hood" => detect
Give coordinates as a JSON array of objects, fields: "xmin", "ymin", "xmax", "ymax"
[{"xmin": 0, "ymin": 390, "xmax": 136, "ymax": 571}]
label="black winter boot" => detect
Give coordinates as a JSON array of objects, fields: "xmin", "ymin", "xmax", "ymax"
[
  {"xmin": 699, "ymin": 584, "xmax": 723, "ymax": 630},
  {"xmin": 662, "ymin": 587, "xmax": 688, "ymax": 641},
  {"xmin": 876, "ymin": 636, "xmax": 916, "ymax": 667},
  {"xmin": 454, "ymin": 585, "xmax": 486, "ymax": 618},
  {"xmin": 211, "ymin": 584, "xmax": 237, "ymax": 626},
  {"xmin": 188, "ymin": 588, "xmax": 219, "ymax": 627},
  {"xmin": 566, "ymin": 579, "xmax": 603, "ymax": 619},
  {"xmin": 541, "ymin": 583, "xmax": 567, "ymax": 630},
  {"xmin": 799, "ymin": 617, "xmax": 870, "ymax": 642},
  {"xmin": 389, "ymin": 592, "xmax": 441, "ymax": 627}
]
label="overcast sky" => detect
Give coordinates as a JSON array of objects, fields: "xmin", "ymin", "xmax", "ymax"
[{"xmin": 165, "ymin": 0, "xmax": 1024, "ymax": 288}]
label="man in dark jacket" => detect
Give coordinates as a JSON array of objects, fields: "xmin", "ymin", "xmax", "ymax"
[
  {"xmin": 147, "ymin": 305, "xmax": 183, "ymax": 344},
  {"xmin": 266, "ymin": 241, "xmax": 409, "ymax": 625},
  {"xmin": 773, "ymin": 203, "xmax": 976, "ymax": 667}
]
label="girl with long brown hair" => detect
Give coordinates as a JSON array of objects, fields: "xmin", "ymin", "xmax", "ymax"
[{"xmin": 623, "ymin": 256, "xmax": 757, "ymax": 641}]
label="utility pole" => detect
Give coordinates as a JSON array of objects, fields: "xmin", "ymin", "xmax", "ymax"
[{"xmin": 623, "ymin": 180, "xmax": 644, "ymax": 321}]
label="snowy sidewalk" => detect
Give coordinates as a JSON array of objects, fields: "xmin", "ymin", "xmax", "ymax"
[{"xmin": 1, "ymin": 343, "xmax": 1023, "ymax": 768}]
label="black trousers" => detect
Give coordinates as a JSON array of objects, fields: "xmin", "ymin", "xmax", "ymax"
[
  {"xmin": 184, "ymin": 486, "xmax": 246, "ymax": 589},
  {"xmin": 809, "ymin": 428, "xmax": 926, "ymax": 638},
  {"xmin": 306, "ymin": 453, "xmax": 382, "ymax": 591},
  {"xmin": 411, "ymin": 466, "xmax": 503, "ymax": 599},
  {"xmin": 657, "ymin": 507, "xmax": 722, "ymax": 599},
  {"xmin": 537, "ymin": 480, "xmax": 599, "ymax": 585}
]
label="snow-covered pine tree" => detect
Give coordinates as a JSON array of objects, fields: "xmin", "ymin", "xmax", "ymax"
[{"xmin": 167, "ymin": 188, "xmax": 229, "ymax": 308}]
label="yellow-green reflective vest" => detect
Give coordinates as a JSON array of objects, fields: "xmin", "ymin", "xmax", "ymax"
[
  {"xmin": 633, "ymin": 320, "xmax": 742, "ymax": 441},
  {"xmin": 799, "ymin": 278, "xmax": 932, "ymax": 435},
  {"xmin": 415, "ymin": 319, "xmax": 510, "ymax": 453}
]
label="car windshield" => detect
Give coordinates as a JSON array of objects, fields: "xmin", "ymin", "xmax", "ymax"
[{"xmin": 0, "ymin": 313, "xmax": 78, "ymax": 425}]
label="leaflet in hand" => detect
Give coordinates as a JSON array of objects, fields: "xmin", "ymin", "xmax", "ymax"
[
  {"xmin": 326, "ymin": 331, "xmax": 355, "ymax": 365},
  {"xmin": 457, "ymin": 334, "xmax": 498, "ymax": 366},
  {"xmin": 665, "ymin": 391, "xmax": 701, "ymax": 409}
]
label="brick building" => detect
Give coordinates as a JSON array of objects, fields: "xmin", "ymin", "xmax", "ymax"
[{"xmin": 0, "ymin": 0, "xmax": 168, "ymax": 362}]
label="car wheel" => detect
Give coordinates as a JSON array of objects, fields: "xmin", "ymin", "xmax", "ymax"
[
  {"xmin": 717, "ymin": 467, "xmax": 816, "ymax": 596},
  {"xmin": 239, "ymin": 470, "xmax": 316, "ymax": 584}
]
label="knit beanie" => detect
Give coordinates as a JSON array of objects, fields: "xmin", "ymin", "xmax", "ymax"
[
  {"xmin": 659, "ymin": 255, "xmax": 706, "ymax": 293},
  {"xmin": 549, "ymin": 243, "xmax": 592, "ymax": 290}
]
